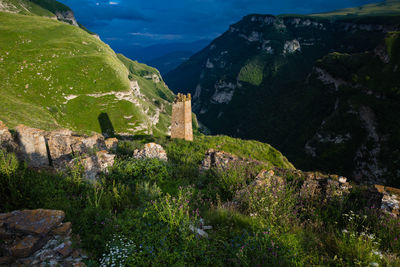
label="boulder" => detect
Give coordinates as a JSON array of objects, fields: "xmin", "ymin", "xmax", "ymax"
[
  {"xmin": 0, "ymin": 209, "xmax": 86, "ymax": 266},
  {"xmin": 45, "ymin": 129, "xmax": 75, "ymax": 168},
  {"xmin": 374, "ymin": 185, "xmax": 400, "ymax": 217},
  {"xmin": 105, "ymin": 138, "xmax": 118, "ymax": 151},
  {"xmin": 72, "ymin": 150, "xmax": 116, "ymax": 181},
  {"xmin": 300, "ymin": 172, "xmax": 352, "ymax": 202},
  {"xmin": 75, "ymin": 133, "xmax": 107, "ymax": 154},
  {"xmin": 200, "ymin": 149, "xmax": 261, "ymax": 171},
  {"xmin": 15, "ymin": 125, "xmax": 49, "ymax": 168},
  {"xmin": 10, "ymin": 235, "xmax": 41, "ymax": 258},
  {"xmin": 252, "ymin": 169, "xmax": 284, "ymax": 188},
  {"xmin": 2, "ymin": 209, "xmax": 65, "ymax": 236},
  {"xmin": 133, "ymin": 143, "xmax": 168, "ymax": 161},
  {"xmin": 0, "ymin": 120, "xmax": 17, "ymax": 151}
]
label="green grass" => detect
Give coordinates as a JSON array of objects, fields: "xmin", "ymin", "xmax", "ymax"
[
  {"xmin": 238, "ymin": 56, "xmax": 264, "ymax": 86},
  {"xmin": 0, "ymin": 11, "xmax": 174, "ymax": 135},
  {"xmin": 1, "ymin": 135, "xmax": 400, "ymax": 266},
  {"xmin": 310, "ymin": 0, "xmax": 400, "ymax": 18},
  {"xmin": 0, "ymin": 0, "xmax": 56, "ymax": 17}
]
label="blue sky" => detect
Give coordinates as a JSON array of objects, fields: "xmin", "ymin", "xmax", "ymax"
[{"xmin": 59, "ymin": 0, "xmax": 380, "ymax": 47}]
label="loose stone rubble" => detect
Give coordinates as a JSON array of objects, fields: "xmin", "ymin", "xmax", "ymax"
[
  {"xmin": 133, "ymin": 142, "xmax": 168, "ymax": 161},
  {"xmin": 0, "ymin": 209, "xmax": 86, "ymax": 266}
]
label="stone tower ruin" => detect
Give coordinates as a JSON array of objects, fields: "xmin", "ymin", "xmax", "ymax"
[{"xmin": 171, "ymin": 93, "xmax": 193, "ymax": 141}]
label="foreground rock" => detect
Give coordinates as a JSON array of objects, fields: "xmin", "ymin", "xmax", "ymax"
[
  {"xmin": 15, "ymin": 125, "xmax": 49, "ymax": 168},
  {"xmin": 14, "ymin": 124, "xmax": 111, "ymax": 169},
  {"xmin": 133, "ymin": 143, "xmax": 168, "ymax": 161},
  {"xmin": 70, "ymin": 151, "xmax": 116, "ymax": 182},
  {"xmin": 0, "ymin": 121, "xmax": 17, "ymax": 152},
  {"xmin": 299, "ymin": 172, "xmax": 352, "ymax": 202},
  {"xmin": 374, "ymin": 185, "xmax": 400, "ymax": 217},
  {"xmin": 105, "ymin": 138, "xmax": 118, "ymax": 151},
  {"xmin": 0, "ymin": 121, "xmax": 117, "ymax": 181},
  {"xmin": 200, "ymin": 149, "xmax": 261, "ymax": 172},
  {"xmin": 0, "ymin": 209, "xmax": 86, "ymax": 266}
]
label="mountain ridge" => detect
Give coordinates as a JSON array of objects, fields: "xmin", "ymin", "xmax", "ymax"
[{"xmin": 165, "ymin": 1, "xmax": 400, "ymax": 186}]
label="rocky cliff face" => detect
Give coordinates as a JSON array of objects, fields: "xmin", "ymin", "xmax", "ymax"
[
  {"xmin": 54, "ymin": 10, "xmax": 78, "ymax": 26},
  {"xmin": 165, "ymin": 6, "xmax": 400, "ymax": 186}
]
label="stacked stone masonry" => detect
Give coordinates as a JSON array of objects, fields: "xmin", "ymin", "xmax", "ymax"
[{"xmin": 171, "ymin": 93, "xmax": 193, "ymax": 141}]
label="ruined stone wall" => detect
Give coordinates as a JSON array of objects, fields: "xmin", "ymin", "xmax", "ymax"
[{"xmin": 171, "ymin": 93, "xmax": 193, "ymax": 141}]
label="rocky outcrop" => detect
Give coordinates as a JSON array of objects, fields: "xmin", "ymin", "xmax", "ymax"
[
  {"xmin": 15, "ymin": 125, "xmax": 109, "ymax": 169},
  {"xmin": 0, "ymin": 121, "xmax": 17, "ymax": 151},
  {"xmin": 133, "ymin": 143, "xmax": 168, "ymax": 161},
  {"xmin": 54, "ymin": 10, "xmax": 78, "ymax": 27},
  {"xmin": 283, "ymin": 40, "xmax": 301, "ymax": 54},
  {"xmin": 200, "ymin": 149, "xmax": 261, "ymax": 172},
  {"xmin": 15, "ymin": 125, "xmax": 49, "ymax": 168},
  {"xmin": 105, "ymin": 138, "xmax": 118, "ymax": 151},
  {"xmin": 1, "ymin": 121, "xmax": 116, "ymax": 181},
  {"xmin": 0, "ymin": 209, "xmax": 86, "ymax": 266},
  {"xmin": 71, "ymin": 151, "xmax": 115, "ymax": 182},
  {"xmin": 374, "ymin": 185, "xmax": 400, "ymax": 217},
  {"xmin": 299, "ymin": 172, "xmax": 352, "ymax": 202}
]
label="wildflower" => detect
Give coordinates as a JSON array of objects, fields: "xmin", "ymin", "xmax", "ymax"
[
  {"xmin": 369, "ymin": 262, "xmax": 379, "ymax": 267},
  {"xmin": 342, "ymin": 229, "xmax": 349, "ymax": 234}
]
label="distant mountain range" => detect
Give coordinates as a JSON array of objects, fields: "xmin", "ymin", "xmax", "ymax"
[
  {"xmin": 110, "ymin": 39, "xmax": 211, "ymax": 75},
  {"xmin": 165, "ymin": 0, "xmax": 400, "ymax": 186}
]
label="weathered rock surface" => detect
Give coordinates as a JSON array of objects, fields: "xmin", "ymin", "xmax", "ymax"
[
  {"xmin": 15, "ymin": 125, "xmax": 49, "ymax": 168},
  {"xmin": 105, "ymin": 138, "xmax": 118, "ymax": 151},
  {"xmin": 251, "ymin": 169, "xmax": 285, "ymax": 189},
  {"xmin": 1, "ymin": 122, "xmax": 116, "ymax": 181},
  {"xmin": 299, "ymin": 172, "xmax": 352, "ymax": 202},
  {"xmin": 70, "ymin": 150, "xmax": 115, "ymax": 181},
  {"xmin": 200, "ymin": 149, "xmax": 261, "ymax": 171},
  {"xmin": 374, "ymin": 185, "xmax": 400, "ymax": 217},
  {"xmin": 2, "ymin": 209, "xmax": 65, "ymax": 236},
  {"xmin": 133, "ymin": 143, "xmax": 168, "ymax": 161},
  {"xmin": 0, "ymin": 209, "xmax": 86, "ymax": 266},
  {"xmin": 46, "ymin": 130, "xmax": 107, "ymax": 170},
  {"xmin": 0, "ymin": 121, "xmax": 17, "ymax": 151}
]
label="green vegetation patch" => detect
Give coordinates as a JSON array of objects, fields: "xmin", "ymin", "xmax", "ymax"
[
  {"xmin": 238, "ymin": 56, "xmax": 265, "ymax": 86},
  {"xmin": 0, "ymin": 11, "xmax": 174, "ymax": 135}
]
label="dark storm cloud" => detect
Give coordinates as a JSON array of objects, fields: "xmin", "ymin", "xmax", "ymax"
[{"xmin": 59, "ymin": 0, "xmax": 381, "ymax": 46}]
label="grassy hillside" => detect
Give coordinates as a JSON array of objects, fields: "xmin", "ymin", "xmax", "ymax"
[
  {"xmin": 2, "ymin": 133, "xmax": 400, "ymax": 266},
  {"xmin": 0, "ymin": 0, "xmax": 55, "ymax": 17},
  {"xmin": 0, "ymin": 11, "xmax": 174, "ymax": 135}
]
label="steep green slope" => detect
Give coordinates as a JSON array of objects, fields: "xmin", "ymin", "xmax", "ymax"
[
  {"xmin": 165, "ymin": 1, "xmax": 400, "ymax": 186},
  {"xmin": 0, "ymin": 11, "xmax": 174, "ymax": 135},
  {"xmin": 0, "ymin": 0, "xmax": 55, "ymax": 17}
]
